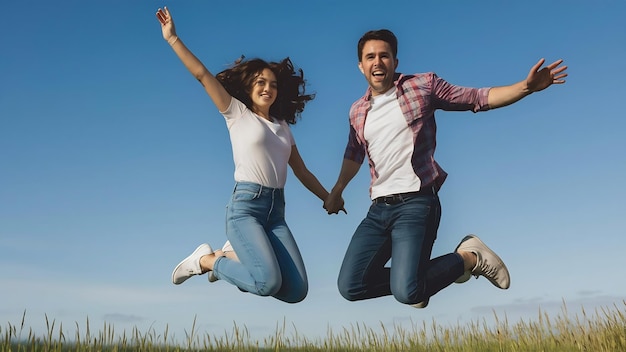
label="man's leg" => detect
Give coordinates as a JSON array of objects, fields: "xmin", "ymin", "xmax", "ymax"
[
  {"xmin": 389, "ymin": 193, "xmax": 465, "ymax": 305},
  {"xmin": 337, "ymin": 204, "xmax": 391, "ymax": 301}
]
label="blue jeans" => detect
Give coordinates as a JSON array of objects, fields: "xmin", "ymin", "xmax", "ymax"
[
  {"xmin": 212, "ymin": 182, "xmax": 308, "ymax": 303},
  {"xmin": 337, "ymin": 192, "xmax": 464, "ymax": 305}
]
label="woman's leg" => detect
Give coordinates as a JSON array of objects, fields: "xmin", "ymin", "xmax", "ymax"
[
  {"xmin": 265, "ymin": 191, "xmax": 308, "ymax": 303},
  {"xmin": 212, "ymin": 183, "xmax": 283, "ymax": 296}
]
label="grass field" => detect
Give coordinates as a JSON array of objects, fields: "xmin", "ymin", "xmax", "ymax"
[{"xmin": 2, "ymin": 301, "xmax": 625, "ymax": 351}]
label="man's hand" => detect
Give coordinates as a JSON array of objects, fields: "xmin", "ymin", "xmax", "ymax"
[
  {"xmin": 324, "ymin": 189, "xmax": 347, "ymax": 215},
  {"xmin": 526, "ymin": 58, "xmax": 568, "ymax": 93}
]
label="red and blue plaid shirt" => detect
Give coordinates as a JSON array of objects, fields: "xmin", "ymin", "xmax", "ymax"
[{"xmin": 343, "ymin": 72, "xmax": 491, "ymax": 197}]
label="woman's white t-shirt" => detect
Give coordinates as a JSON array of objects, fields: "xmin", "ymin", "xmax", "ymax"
[{"xmin": 221, "ymin": 97, "xmax": 294, "ymax": 188}]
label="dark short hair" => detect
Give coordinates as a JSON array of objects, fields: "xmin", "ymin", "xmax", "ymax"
[{"xmin": 357, "ymin": 29, "xmax": 398, "ymax": 61}]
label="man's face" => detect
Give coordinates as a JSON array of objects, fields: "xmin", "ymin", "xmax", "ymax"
[{"xmin": 358, "ymin": 39, "xmax": 398, "ymax": 96}]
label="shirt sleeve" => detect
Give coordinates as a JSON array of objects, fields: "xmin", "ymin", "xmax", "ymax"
[
  {"xmin": 342, "ymin": 122, "xmax": 365, "ymax": 164},
  {"xmin": 430, "ymin": 73, "xmax": 491, "ymax": 113},
  {"xmin": 220, "ymin": 97, "xmax": 245, "ymax": 120}
]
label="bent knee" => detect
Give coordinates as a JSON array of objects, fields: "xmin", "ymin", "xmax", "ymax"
[
  {"xmin": 255, "ymin": 277, "xmax": 282, "ymax": 297},
  {"xmin": 391, "ymin": 286, "xmax": 426, "ymax": 305},
  {"xmin": 337, "ymin": 280, "xmax": 361, "ymax": 302},
  {"xmin": 283, "ymin": 287, "xmax": 308, "ymax": 303},
  {"xmin": 393, "ymin": 292, "xmax": 421, "ymax": 305}
]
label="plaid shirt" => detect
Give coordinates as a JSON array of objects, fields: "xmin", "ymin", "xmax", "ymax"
[{"xmin": 344, "ymin": 72, "xmax": 491, "ymax": 196}]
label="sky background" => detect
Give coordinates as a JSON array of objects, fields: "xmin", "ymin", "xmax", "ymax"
[{"xmin": 2, "ymin": 0, "xmax": 625, "ymax": 344}]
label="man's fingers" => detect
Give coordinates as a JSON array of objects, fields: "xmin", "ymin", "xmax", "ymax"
[
  {"xmin": 546, "ymin": 59, "xmax": 564, "ymax": 70},
  {"xmin": 326, "ymin": 208, "xmax": 347, "ymax": 215},
  {"xmin": 530, "ymin": 58, "xmax": 545, "ymax": 74}
]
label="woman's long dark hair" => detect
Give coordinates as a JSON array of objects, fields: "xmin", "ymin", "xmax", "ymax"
[{"xmin": 216, "ymin": 57, "xmax": 314, "ymax": 125}]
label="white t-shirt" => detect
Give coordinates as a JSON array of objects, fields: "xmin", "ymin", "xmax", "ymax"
[
  {"xmin": 364, "ymin": 87, "xmax": 421, "ymax": 199},
  {"xmin": 221, "ymin": 98, "xmax": 294, "ymax": 188}
]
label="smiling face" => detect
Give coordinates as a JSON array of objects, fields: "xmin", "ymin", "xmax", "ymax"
[
  {"xmin": 358, "ymin": 39, "xmax": 398, "ymax": 96},
  {"xmin": 249, "ymin": 68, "xmax": 278, "ymax": 118}
]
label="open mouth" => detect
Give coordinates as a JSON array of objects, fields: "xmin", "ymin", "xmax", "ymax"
[{"xmin": 372, "ymin": 70, "xmax": 385, "ymax": 78}]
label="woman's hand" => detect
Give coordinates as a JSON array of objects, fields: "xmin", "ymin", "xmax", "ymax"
[{"xmin": 156, "ymin": 7, "xmax": 178, "ymax": 45}]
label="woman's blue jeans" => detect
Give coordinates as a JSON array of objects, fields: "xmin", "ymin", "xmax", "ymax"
[
  {"xmin": 212, "ymin": 182, "xmax": 308, "ymax": 303},
  {"xmin": 337, "ymin": 192, "xmax": 464, "ymax": 305}
]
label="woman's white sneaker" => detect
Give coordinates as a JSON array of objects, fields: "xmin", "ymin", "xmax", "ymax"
[
  {"xmin": 222, "ymin": 240, "xmax": 233, "ymax": 252},
  {"xmin": 171, "ymin": 243, "xmax": 213, "ymax": 285},
  {"xmin": 208, "ymin": 240, "xmax": 234, "ymax": 282}
]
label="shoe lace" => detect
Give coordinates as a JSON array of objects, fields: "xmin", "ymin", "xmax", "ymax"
[{"xmin": 474, "ymin": 252, "xmax": 499, "ymax": 281}]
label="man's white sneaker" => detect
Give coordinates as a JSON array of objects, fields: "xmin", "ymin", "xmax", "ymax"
[
  {"xmin": 454, "ymin": 235, "xmax": 510, "ymax": 289},
  {"xmin": 453, "ymin": 237, "xmax": 472, "ymax": 284},
  {"xmin": 172, "ymin": 243, "xmax": 213, "ymax": 285},
  {"xmin": 411, "ymin": 298, "xmax": 429, "ymax": 309}
]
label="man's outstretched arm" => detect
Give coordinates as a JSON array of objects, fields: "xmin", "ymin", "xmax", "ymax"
[{"xmin": 488, "ymin": 58, "xmax": 568, "ymax": 109}]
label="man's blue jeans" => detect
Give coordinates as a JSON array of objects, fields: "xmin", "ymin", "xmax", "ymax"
[
  {"xmin": 212, "ymin": 182, "xmax": 308, "ymax": 303},
  {"xmin": 337, "ymin": 192, "xmax": 464, "ymax": 305}
]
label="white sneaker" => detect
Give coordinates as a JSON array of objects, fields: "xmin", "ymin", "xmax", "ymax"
[
  {"xmin": 411, "ymin": 298, "xmax": 429, "ymax": 309},
  {"xmin": 454, "ymin": 237, "xmax": 472, "ymax": 284},
  {"xmin": 208, "ymin": 240, "xmax": 233, "ymax": 282},
  {"xmin": 172, "ymin": 243, "xmax": 213, "ymax": 285},
  {"xmin": 208, "ymin": 271, "xmax": 219, "ymax": 282},
  {"xmin": 454, "ymin": 235, "xmax": 510, "ymax": 289}
]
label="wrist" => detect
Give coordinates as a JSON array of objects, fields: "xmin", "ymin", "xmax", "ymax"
[{"xmin": 167, "ymin": 36, "xmax": 179, "ymax": 46}]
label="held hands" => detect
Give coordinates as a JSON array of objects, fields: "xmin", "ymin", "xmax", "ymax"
[
  {"xmin": 156, "ymin": 7, "xmax": 178, "ymax": 45},
  {"xmin": 526, "ymin": 58, "xmax": 568, "ymax": 93},
  {"xmin": 324, "ymin": 190, "xmax": 347, "ymax": 215}
]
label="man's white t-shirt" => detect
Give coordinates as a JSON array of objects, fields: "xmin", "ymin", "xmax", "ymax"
[
  {"xmin": 364, "ymin": 87, "xmax": 421, "ymax": 199},
  {"xmin": 221, "ymin": 98, "xmax": 294, "ymax": 188}
]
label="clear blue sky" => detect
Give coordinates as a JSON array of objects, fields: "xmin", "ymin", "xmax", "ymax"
[{"xmin": 2, "ymin": 0, "xmax": 625, "ymax": 343}]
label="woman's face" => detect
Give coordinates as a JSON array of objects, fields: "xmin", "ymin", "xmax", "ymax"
[{"xmin": 250, "ymin": 68, "xmax": 278, "ymax": 115}]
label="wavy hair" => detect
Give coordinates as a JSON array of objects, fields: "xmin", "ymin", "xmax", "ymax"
[{"xmin": 216, "ymin": 57, "xmax": 314, "ymax": 125}]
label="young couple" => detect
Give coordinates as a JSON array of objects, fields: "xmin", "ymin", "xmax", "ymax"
[{"xmin": 156, "ymin": 7, "xmax": 567, "ymax": 307}]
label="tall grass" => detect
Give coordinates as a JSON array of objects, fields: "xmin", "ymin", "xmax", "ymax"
[{"xmin": 2, "ymin": 301, "xmax": 625, "ymax": 351}]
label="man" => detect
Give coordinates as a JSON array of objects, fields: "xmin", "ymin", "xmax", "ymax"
[{"xmin": 324, "ymin": 29, "xmax": 567, "ymax": 308}]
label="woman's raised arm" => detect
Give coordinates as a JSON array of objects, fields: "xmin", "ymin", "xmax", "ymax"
[{"xmin": 156, "ymin": 7, "xmax": 231, "ymax": 112}]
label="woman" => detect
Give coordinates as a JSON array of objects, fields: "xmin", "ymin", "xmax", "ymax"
[{"xmin": 157, "ymin": 6, "xmax": 330, "ymax": 303}]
